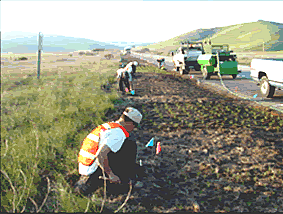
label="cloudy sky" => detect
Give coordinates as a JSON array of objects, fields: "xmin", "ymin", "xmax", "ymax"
[{"xmin": 1, "ymin": 1, "xmax": 283, "ymax": 43}]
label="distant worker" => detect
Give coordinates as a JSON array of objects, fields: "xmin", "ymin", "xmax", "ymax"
[
  {"xmin": 125, "ymin": 61, "xmax": 138, "ymax": 77},
  {"xmin": 172, "ymin": 47, "xmax": 185, "ymax": 72},
  {"xmin": 177, "ymin": 47, "xmax": 185, "ymax": 54},
  {"xmin": 131, "ymin": 61, "xmax": 138, "ymax": 77},
  {"xmin": 116, "ymin": 65, "xmax": 131, "ymax": 95},
  {"xmin": 157, "ymin": 57, "xmax": 165, "ymax": 70},
  {"xmin": 74, "ymin": 107, "xmax": 146, "ymax": 195},
  {"xmin": 125, "ymin": 62, "xmax": 135, "ymax": 94}
]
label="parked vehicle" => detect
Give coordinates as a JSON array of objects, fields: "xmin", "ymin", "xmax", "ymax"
[
  {"xmin": 171, "ymin": 42, "xmax": 204, "ymax": 75},
  {"xmin": 157, "ymin": 57, "xmax": 166, "ymax": 69},
  {"xmin": 250, "ymin": 58, "xmax": 283, "ymax": 98},
  {"xmin": 197, "ymin": 44, "xmax": 240, "ymax": 80}
]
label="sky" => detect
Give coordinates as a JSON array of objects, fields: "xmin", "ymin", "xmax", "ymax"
[{"xmin": 1, "ymin": 1, "xmax": 283, "ymax": 44}]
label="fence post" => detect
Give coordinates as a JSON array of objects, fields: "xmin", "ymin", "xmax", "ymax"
[
  {"xmin": 262, "ymin": 42, "xmax": 264, "ymax": 52},
  {"xmin": 37, "ymin": 32, "xmax": 43, "ymax": 79}
]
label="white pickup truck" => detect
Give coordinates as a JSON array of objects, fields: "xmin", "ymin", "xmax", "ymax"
[
  {"xmin": 172, "ymin": 46, "xmax": 203, "ymax": 75},
  {"xmin": 250, "ymin": 58, "xmax": 283, "ymax": 98}
]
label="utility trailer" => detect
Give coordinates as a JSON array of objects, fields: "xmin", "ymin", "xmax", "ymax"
[{"xmin": 197, "ymin": 44, "xmax": 240, "ymax": 80}]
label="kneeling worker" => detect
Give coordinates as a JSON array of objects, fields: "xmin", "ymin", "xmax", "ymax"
[
  {"xmin": 130, "ymin": 61, "xmax": 138, "ymax": 77},
  {"xmin": 116, "ymin": 66, "xmax": 130, "ymax": 94},
  {"xmin": 74, "ymin": 107, "xmax": 144, "ymax": 195},
  {"xmin": 125, "ymin": 62, "xmax": 135, "ymax": 94},
  {"xmin": 157, "ymin": 57, "xmax": 165, "ymax": 70}
]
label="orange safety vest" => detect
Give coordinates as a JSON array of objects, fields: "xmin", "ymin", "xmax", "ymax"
[{"xmin": 78, "ymin": 122, "xmax": 129, "ymax": 166}]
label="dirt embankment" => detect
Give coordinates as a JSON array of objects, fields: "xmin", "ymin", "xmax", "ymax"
[{"xmin": 97, "ymin": 56, "xmax": 283, "ymax": 212}]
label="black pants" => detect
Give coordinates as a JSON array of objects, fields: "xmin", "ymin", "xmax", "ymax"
[
  {"xmin": 118, "ymin": 77, "xmax": 130, "ymax": 92},
  {"xmin": 132, "ymin": 65, "xmax": 136, "ymax": 77},
  {"xmin": 80, "ymin": 139, "xmax": 145, "ymax": 194}
]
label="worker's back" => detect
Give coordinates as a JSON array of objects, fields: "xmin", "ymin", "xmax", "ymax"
[{"xmin": 173, "ymin": 52, "xmax": 185, "ymax": 64}]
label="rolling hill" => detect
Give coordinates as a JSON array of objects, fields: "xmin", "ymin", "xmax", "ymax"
[
  {"xmin": 1, "ymin": 34, "xmax": 124, "ymax": 53},
  {"xmin": 134, "ymin": 20, "xmax": 283, "ymax": 55}
]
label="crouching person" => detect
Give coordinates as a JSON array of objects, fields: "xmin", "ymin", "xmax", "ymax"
[
  {"xmin": 74, "ymin": 107, "xmax": 145, "ymax": 196},
  {"xmin": 157, "ymin": 57, "xmax": 165, "ymax": 70},
  {"xmin": 116, "ymin": 66, "xmax": 130, "ymax": 94},
  {"xmin": 125, "ymin": 62, "xmax": 135, "ymax": 94},
  {"xmin": 128, "ymin": 61, "xmax": 138, "ymax": 77}
]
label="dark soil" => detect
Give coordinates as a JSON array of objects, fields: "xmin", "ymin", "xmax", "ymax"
[{"xmin": 98, "ymin": 56, "xmax": 283, "ymax": 212}]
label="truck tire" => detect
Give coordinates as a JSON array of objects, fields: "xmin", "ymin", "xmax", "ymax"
[
  {"xmin": 202, "ymin": 67, "xmax": 211, "ymax": 80},
  {"xmin": 194, "ymin": 64, "xmax": 201, "ymax": 71},
  {"xmin": 232, "ymin": 74, "xmax": 237, "ymax": 79},
  {"xmin": 260, "ymin": 76, "xmax": 275, "ymax": 98}
]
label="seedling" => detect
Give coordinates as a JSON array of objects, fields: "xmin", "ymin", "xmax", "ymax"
[{"xmin": 247, "ymin": 202, "xmax": 252, "ymax": 206}]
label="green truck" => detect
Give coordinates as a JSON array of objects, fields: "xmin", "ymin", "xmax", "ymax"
[{"xmin": 197, "ymin": 44, "xmax": 240, "ymax": 80}]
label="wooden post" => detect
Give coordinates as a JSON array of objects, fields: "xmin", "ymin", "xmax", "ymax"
[
  {"xmin": 37, "ymin": 49, "xmax": 41, "ymax": 79},
  {"xmin": 37, "ymin": 32, "xmax": 43, "ymax": 79},
  {"xmin": 263, "ymin": 42, "xmax": 264, "ymax": 52}
]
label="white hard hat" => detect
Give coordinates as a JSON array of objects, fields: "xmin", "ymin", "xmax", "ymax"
[
  {"xmin": 133, "ymin": 61, "xmax": 138, "ymax": 66},
  {"xmin": 123, "ymin": 107, "xmax": 142, "ymax": 124}
]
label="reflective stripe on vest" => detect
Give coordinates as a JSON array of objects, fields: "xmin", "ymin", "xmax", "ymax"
[
  {"xmin": 79, "ymin": 149, "xmax": 96, "ymax": 159},
  {"xmin": 78, "ymin": 122, "xmax": 129, "ymax": 166},
  {"xmin": 86, "ymin": 133, "xmax": 100, "ymax": 142}
]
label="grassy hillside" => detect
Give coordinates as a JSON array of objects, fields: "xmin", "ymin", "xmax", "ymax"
[
  {"xmin": 135, "ymin": 20, "xmax": 283, "ymax": 55},
  {"xmin": 136, "ymin": 28, "xmax": 220, "ymax": 55},
  {"xmin": 208, "ymin": 20, "xmax": 283, "ymax": 52}
]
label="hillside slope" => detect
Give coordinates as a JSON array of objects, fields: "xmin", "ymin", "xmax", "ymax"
[
  {"xmin": 209, "ymin": 20, "xmax": 283, "ymax": 52},
  {"xmin": 135, "ymin": 20, "xmax": 283, "ymax": 54},
  {"xmin": 1, "ymin": 35, "xmax": 123, "ymax": 53}
]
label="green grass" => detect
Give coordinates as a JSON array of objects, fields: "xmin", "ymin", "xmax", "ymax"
[
  {"xmin": 1, "ymin": 58, "xmax": 120, "ymax": 212},
  {"xmin": 136, "ymin": 65, "xmax": 169, "ymax": 74},
  {"xmin": 139, "ymin": 20, "xmax": 283, "ymax": 55}
]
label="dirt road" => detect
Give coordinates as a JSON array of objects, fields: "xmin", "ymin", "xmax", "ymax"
[{"xmin": 100, "ymin": 56, "xmax": 283, "ymax": 212}]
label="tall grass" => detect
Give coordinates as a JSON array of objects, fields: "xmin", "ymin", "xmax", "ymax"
[{"xmin": 1, "ymin": 57, "xmax": 120, "ymax": 212}]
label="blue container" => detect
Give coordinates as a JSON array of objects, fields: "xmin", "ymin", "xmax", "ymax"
[{"xmin": 131, "ymin": 90, "xmax": 135, "ymax": 95}]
